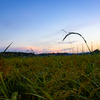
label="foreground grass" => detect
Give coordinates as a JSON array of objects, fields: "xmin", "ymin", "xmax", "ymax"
[{"xmin": 0, "ymin": 54, "xmax": 100, "ymax": 100}]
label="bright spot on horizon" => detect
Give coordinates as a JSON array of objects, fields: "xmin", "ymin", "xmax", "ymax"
[{"xmin": 0, "ymin": 0, "xmax": 100, "ymax": 54}]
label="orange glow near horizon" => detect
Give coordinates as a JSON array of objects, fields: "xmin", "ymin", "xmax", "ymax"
[{"xmin": 5, "ymin": 41, "xmax": 100, "ymax": 54}]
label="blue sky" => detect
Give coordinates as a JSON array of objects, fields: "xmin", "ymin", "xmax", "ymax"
[{"xmin": 0, "ymin": 0, "xmax": 100, "ymax": 53}]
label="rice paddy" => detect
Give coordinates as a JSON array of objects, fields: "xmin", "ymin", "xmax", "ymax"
[
  {"xmin": 0, "ymin": 53, "xmax": 100, "ymax": 100},
  {"xmin": 0, "ymin": 33, "xmax": 100, "ymax": 100}
]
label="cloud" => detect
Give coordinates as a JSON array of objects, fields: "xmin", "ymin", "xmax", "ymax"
[
  {"xmin": 60, "ymin": 48, "xmax": 72, "ymax": 51},
  {"xmin": 56, "ymin": 41, "xmax": 77, "ymax": 44},
  {"xmin": 42, "ymin": 49, "xmax": 48, "ymax": 51}
]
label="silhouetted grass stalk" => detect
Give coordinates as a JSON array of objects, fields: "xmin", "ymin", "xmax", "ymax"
[
  {"xmin": 62, "ymin": 30, "xmax": 91, "ymax": 53},
  {"xmin": 30, "ymin": 47, "xmax": 35, "ymax": 55},
  {"xmin": 91, "ymin": 42, "xmax": 93, "ymax": 52},
  {"xmin": 62, "ymin": 30, "xmax": 74, "ymax": 53},
  {"xmin": 0, "ymin": 42, "xmax": 13, "ymax": 58},
  {"xmin": 3, "ymin": 42, "xmax": 13, "ymax": 53}
]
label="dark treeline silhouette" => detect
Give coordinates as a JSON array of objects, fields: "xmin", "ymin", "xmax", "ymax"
[
  {"xmin": 0, "ymin": 52, "xmax": 35, "ymax": 57},
  {"xmin": 0, "ymin": 49, "xmax": 100, "ymax": 57}
]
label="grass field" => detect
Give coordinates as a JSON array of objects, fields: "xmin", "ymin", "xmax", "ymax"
[
  {"xmin": 0, "ymin": 53, "xmax": 100, "ymax": 100},
  {"xmin": 0, "ymin": 33, "xmax": 100, "ymax": 100}
]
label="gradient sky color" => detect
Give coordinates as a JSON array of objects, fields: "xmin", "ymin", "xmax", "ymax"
[{"xmin": 0, "ymin": 0, "xmax": 100, "ymax": 54}]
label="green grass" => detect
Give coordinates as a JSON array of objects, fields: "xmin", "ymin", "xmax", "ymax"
[
  {"xmin": 0, "ymin": 33, "xmax": 100, "ymax": 100},
  {"xmin": 0, "ymin": 54, "xmax": 100, "ymax": 100}
]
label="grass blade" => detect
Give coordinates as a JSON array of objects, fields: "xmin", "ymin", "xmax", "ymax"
[
  {"xmin": 0, "ymin": 73, "xmax": 9, "ymax": 99},
  {"xmin": 4, "ymin": 42, "xmax": 13, "ymax": 53},
  {"xmin": 62, "ymin": 30, "xmax": 91, "ymax": 52}
]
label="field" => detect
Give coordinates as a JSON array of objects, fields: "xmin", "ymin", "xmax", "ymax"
[{"xmin": 0, "ymin": 54, "xmax": 100, "ymax": 100}]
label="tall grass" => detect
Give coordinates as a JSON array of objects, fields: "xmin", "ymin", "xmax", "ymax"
[
  {"xmin": 0, "ymin": 36, "xmax": 100, "ymax": 99},
  {"xmin": 0, "ymin": 42, "xmax": 13, "ymax": 58},
  {"xmin": 0, "ymin": 54, "xmax": 100, "ymax": 100},
  {"xmin": 62, "ymin": 30, "xmax": 91, "ymax": 53}
]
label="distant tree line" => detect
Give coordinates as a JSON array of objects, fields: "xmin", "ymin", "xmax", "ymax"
[{"xmin": 0, "ymin": 49, "xmax": 100, "ymax": 58}]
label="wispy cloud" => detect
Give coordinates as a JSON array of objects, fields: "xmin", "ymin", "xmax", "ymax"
[
  {"xmin": 60, "ymin": 48, "xmax": 72, "ymax": 51},
  {"xmin": 62, "ymin": 21, "xmax": 97, "ymax": 32},
  {"xmin": 56, "ymin": 41, "xmax": 77, "ymax": 44}
]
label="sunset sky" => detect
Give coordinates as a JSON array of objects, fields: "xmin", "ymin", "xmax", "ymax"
[{"xmin": 0, "ymin": 0, "xmax": 100, "ymax": 54}]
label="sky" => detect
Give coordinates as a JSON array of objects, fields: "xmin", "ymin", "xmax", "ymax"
[{"xmin": 0, "ymin": 0, "xmax": 100, "ymax": 54}]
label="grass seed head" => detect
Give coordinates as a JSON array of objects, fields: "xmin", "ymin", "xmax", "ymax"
[{"xmin": 62, "ymin": 30, "xmax": 91, "ymax": 52}]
